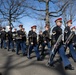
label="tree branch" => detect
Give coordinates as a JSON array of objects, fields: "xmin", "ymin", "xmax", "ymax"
[
  {"xmin": 49, "ymin": 1, "xmax": 69, "ymax": 14},
  {"xmin": 24, "ymin": 5, "xmax": 46, "ymax": 12}
]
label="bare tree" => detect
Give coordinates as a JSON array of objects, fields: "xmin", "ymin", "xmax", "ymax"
[
  {"xmin": 51, "ymin": 0, "xmax": 76, "ymax": 27},
  {"xmin": 0, "ymin": 0, "xmax": 28, "ymax": 27},
  {"xmin": 23, "ymin": 0, "xmax": 70, "ymax": 32},
  {"xmin": 0, "ymin": 0, "xmax": 75, "ymax": 30},
  {"xmin": 62, "ymin": 0, "xmax": 76, "ymax": 27},
  {"xmin": 37, "ymin": 21, "xmax": 44, "ymax": 32}
]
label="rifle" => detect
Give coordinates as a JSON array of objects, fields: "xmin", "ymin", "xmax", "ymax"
[
  {"xmin": 48, "ymin": 34, "xmax": 63, "ymax": 64},
  {"xmin": 64, "ymin": 31, "xmax": 75, "ymax": 48}
]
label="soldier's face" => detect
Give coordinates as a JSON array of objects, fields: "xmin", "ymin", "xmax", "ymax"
[
  {"xmin": 56, "ymin": 21, "xmax": 62, "ymax": 26},
  {"xmin": 9, "ymin": 29, "xmax": 12, "ymax": 31},
  {"xmin": 33, "ymin": 28, "xmax": 36, "ymax": 32},
  {"xmin": 45, "ymin": 27, "xmax": 49, "ymax": 30},
  {"xmin": 19, "ymin": 27, "xmax": 22, "ymax": 30},
  {"xmin": 2, "ymin": 29, "xmax": 5, "ymax": 31},
  {"xmin": 67, "ymin": 22, "xmax": 72, "ymax": 27},
  {"xmin": 14, "ymin": 30, "xmax": 17, "ymax": 32},
  {"xmin": 39, "ymin": 32, "xmax": 42, "ymax": 35}
]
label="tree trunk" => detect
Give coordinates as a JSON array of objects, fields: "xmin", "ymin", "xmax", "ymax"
[
  {"xmin": 45, "ymin": 0, "xmax": 50, "ymax": 32},
  {"xmin": 9, "ymin": 6, "xmax": 12, "ymax": 27},
  {"xmin": 9, "ymin": 14, "xmax": 11, "ymax": 27}
]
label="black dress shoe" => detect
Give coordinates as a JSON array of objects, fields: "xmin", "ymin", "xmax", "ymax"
[
  {"xmin": 16, "ymin": 53, "xmax": 19, "ymax": 55},
  {"xmin": 37, "ymin": 57, "xmax": 42, "ymax": 61},
  {"xmin": 65, "ymin": 64, "xmax": 74, "ymax": 70},
  {"xmin": 27, "ymin": 56, "xmax": 31, "ymax": 59},
  {"xmin": 23, "ymin": 53, "xmax": 27, "ymax": 56},
  {"xmin": 4, "ymin": 48, "xmax": 7, "ymax": 49},
  {"xmin": 47, "ymin": 62, "xmax": 55, "ymax": 67},
  {"xmin": 8, "ymin": 49, "xmax": 9, "ymax": 51},
  {"xmin": 74, "ymin": 59, "xmax": 76, "ymax": 62},
  {"xmin": 12, "ymin": 49, "xmax": 15, "ymax": 52},
  {"xmin": 1, "ymin": 47, "xmax": 2, "ymax": 49}
]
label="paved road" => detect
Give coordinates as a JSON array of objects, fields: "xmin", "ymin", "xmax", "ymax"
[{"xmin": 0, "ymin": 48, "xmax": 76, "ymax": 75}]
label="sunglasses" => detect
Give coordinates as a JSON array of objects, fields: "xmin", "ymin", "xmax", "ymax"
[{"xmin": 60, "ymin": 21, "xmax": 62, "ymax": 23}]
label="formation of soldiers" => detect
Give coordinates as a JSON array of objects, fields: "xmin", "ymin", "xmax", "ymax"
[{"xmin": 0, "ymin": 18, "xmax": 76, "ymax": 70}]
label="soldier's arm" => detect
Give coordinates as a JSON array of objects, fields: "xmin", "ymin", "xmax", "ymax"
[
  {"xmin": 42, "ymin": 31, "xmax": 46, "ymax": 42},
  {"xmin": 51, "ymin": 27, "xmax": 57, "ymax": 45},
  {"xmin": 64, "ymin": 27, "xmax": 68, "ymax": 42},
  {"xmin": 28, "ymin": 31, "xmax": 32, "ymax": 37},
  {"xmin": 23, "ymin": 31, "xmax": 27, "ymax": 41}
]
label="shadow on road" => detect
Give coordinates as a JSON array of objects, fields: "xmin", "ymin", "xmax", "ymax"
[
  {"xmin": 3, "ymin": 55, "xmax": 13, "ymax": 75},
  {"xmin": 0, "ymin": 48, "xmax": 74, "ymax": 75}
]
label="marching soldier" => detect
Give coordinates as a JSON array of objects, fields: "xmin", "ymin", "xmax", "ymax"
[
  {"xmin": 41, "ymin": 25, "xmax": 51, "ymax": 59},
  {"xmin": 7, "ymin": 27, "xmax": 14, "ymax": 52},
  {"xmin": 13, "ymin": 28, "xmax": 17, "ymax": 40},
  {"xmin": 71, "ymin": 26, "xmax": 76, "ymax": 48},
  {"xmin": 16, "ymin": 25, "xmax": 26, "ymax": 56},
  {"xmin": 64, "ymin": 20, "xmax": 76, "ymax": 61},
  {"xmin": 0, "ymin": 27, "xmax": 7, "ymax": 49},
  {"xmin": 38, "ymin": 31, "xmax": 43, "ymax": 49},
  {"xmin": 27, "ymin": 26, "xmax": 33, "ymax": 56},
  {"xmin": 13, "ymin": 28, "xmax": 17, "ymax": 49},
  {"xmin": 22, "ymin": 28, "xmax": 27, "ymax": 53},
  {"xmin": 27, "ymin": 25, "xmax": 41, "ymax": 61},
  {"xmin": 28, "ymin": 26, "xmax": 33, "ymax": 45},
  {"xmin": 49, "ymin": 18, "xmax": 74, "ymax": 70}
]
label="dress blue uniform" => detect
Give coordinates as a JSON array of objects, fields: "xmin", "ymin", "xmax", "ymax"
[
  {"xmin": 1, "ymin": 27, "xmax": 7, "ymax": 49},
  {"xmin": 16, "ymin": 25, "xmax": 26, "ymax": 56},
  {"xmin": 22, "ymin": 28, "xmax": 27, "ymax": 54},
  {"xmin": 49, "ymin": 18, "xmax": 74, "ymax": 70},
  {"xmin": 38, "ymin": 31, "xmax": 43, "ymax": 49},
  {"xmin": 41, "ymin": 25, "xmax": 51, "ymax": 59},
  {"xmin": 27, "ymin": 25, "xmax": 41, "ymax": 61},
  {"xmin": 64, "ymin": 20, "xmax": 76, "ymax": 62},
  {"xmin": 7, "ymin": 27, "xmax": 14, "ymax": 51}
]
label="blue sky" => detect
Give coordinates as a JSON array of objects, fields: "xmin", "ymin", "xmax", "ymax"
[
  {"xmin": 1, "ymin": 0, "xmax": 76, "ymax": 33},
  {"xmin": 13, "ymin": 16, "xmax": 76, "ymax": 34},
  {"xmin": 14, "ymin": 0, "xmax": 76, "ymax": 34},
  {"xmin": 12, "ymin": 16, "xmax": 45, "ymax": 33}
]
